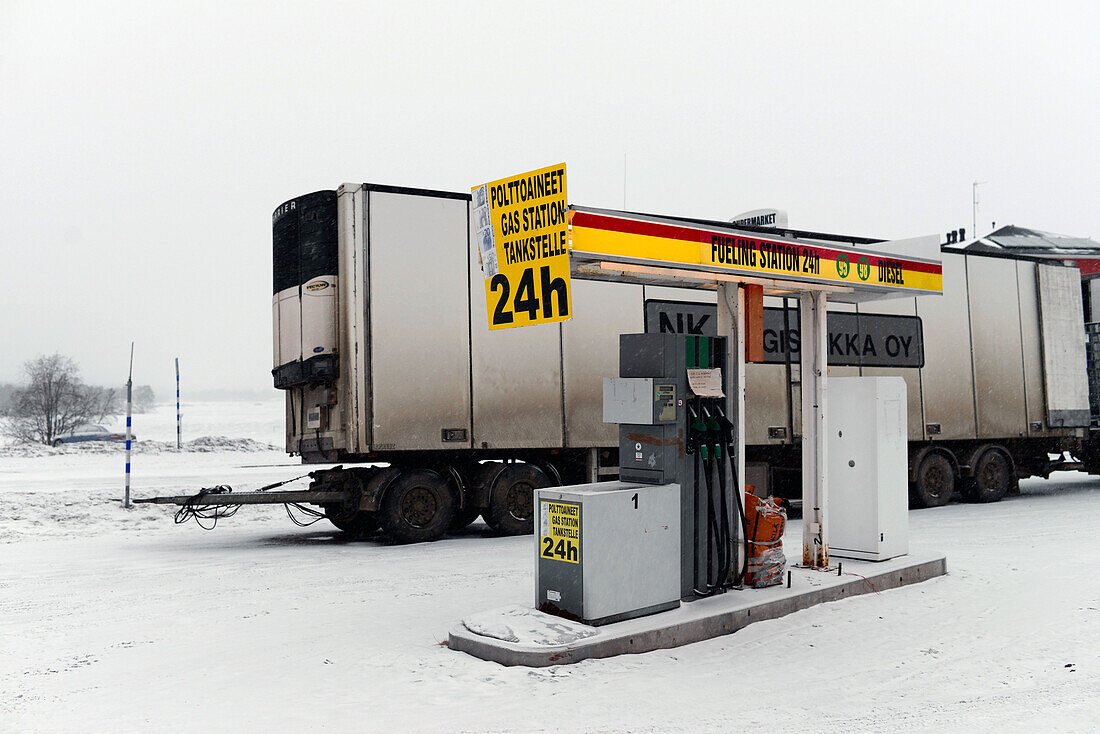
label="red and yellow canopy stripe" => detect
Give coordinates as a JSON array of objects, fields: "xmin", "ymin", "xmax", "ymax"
[{"xmin": 568, "ymin": 210, "xmax": 942, "ymax": 294}]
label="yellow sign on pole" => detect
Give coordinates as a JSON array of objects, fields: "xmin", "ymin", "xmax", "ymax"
[{"xmin": 472, "ymin": 163, "xmax": 571, "ymax": 330}]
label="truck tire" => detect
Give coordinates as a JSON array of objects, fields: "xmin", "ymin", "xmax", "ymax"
[
  {"xmin": 379, "ymin": 469, "xmax": 457, "ymax": 543},
  {"xmin": 324, "ymin": 505, "xmax": 378, "ymax": 538},
  {"xmin": 965, "ymin": 449, "xmax": 1012, "ymax": 503},
  {"xmin": 485, "ymin": 464, "xmax": 551, "ymax": 536},
  {"xmin": 910, "ymin": 453, "xmax": 955, "ymax": 508}
]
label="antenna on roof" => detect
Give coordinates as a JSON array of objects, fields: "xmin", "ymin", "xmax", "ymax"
[{"xmin": 972, "ymin": 181, "xmax": 987, "ymax": 239}]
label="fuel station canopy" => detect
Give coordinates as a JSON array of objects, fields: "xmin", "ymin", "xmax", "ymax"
[{"xmin": 567, "ymin": 206, "xmax": 942, "ymax": 302}]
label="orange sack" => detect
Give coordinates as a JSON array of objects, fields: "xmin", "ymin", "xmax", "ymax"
[{"xmin": 744, "ymin": 493, "xmax": 787, "ymax": 588}]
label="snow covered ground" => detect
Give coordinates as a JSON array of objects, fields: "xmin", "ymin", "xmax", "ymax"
[
  {"xmin": 133, "ymin": 397, "xmax": 288, "ymax": 446},
  {"xmin": 1, "ymin": 402, "xmax": 1097, "ymax": 732},
  {"xmin": 0, "ymin": 399, "xmax": 318, "ymax": 543}
]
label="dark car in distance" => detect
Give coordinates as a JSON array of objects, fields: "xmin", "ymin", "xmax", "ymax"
[{"xmin": 53, "ymin": 424, "xmax": 135, "ymax": 447}]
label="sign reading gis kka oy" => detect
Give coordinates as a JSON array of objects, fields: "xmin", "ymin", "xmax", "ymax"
[{"xmin": 472, "ymin": 163, "xmax": 571, "ymax": 330}]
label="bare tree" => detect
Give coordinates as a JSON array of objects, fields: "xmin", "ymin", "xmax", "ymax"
[
  {"xmin": 2, "ymin": 354, "xmax": 98, "ymax": 445},
  {"xmin": 118, "ymin": 384, "xmax": 156, "ymax": 414},
  {"xmin": 90, "ymin": 386, "xmax": 119, "ymax": 423},
  {"xmin": 132, "ymin": 384, "xmax": 155, "ymax": 413},
  {"xmin": 0, "ymin": 383, "xmax": 15, "ymax": 413}
]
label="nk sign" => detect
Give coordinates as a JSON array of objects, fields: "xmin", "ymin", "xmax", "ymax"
[{"xmin": 472, "ymin": 163, "xmax": 572, "ymax": 330}]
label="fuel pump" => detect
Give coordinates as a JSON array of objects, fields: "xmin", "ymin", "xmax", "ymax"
[
  {"xmin": 613, "ymin": 332, "xmax": 746, "ymax": 600},
  {"xmin": 535, "ymin": 332, "xmax": 747, "ymax": 625}
]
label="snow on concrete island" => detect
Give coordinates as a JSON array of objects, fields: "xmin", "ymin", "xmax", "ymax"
[{"xmin": 0, "ymin": 399, "xmax": 1097, "ymax": 732}]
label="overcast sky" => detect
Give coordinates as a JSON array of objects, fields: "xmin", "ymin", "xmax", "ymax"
[{"xmin": 2, "ymin": 1, "xmax": 1097, "ymax": 397}]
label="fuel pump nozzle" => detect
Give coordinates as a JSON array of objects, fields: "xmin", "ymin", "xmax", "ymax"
[
  {"xmin": 709, "ymin": 404, "xmax": 748, "ymax": 587},
  {"xmin": 686, "ymin": 403, "xmax": 705, "ymax": 456}
]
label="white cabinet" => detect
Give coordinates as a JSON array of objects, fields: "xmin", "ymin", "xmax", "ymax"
[{"xmin": 827, "ymin": 377, "xmax": 909, "ymax": 561}]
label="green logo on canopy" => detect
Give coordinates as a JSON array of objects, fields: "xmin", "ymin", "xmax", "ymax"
[
  {"xmin": 836, "ymin": 254, "xmax": 850, "ymax": 278},
  {"xmin": 857, "ymin": 256, "xmax": 871, "ymax": 281}
]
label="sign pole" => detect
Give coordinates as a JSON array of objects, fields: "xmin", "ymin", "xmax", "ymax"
[
  {"xmin": 124, "ymin": 342, "xmax": 134, "ymax": 509},
  {"xmin": 175, "ymin": 357, "xmax": 181, "ymax": 450}
]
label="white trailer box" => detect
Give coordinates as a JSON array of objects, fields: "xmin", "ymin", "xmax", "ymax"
[{"xmin": 827, "ymin": 377, "xmax": 909, "ymax": 561}]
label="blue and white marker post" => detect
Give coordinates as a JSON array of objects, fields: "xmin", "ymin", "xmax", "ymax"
[
  {"xmin": 175, "ymin": 357, "xmax": 181, "ymax": 450},
  {"xmin": 124, "ymin": 343, "xmax": 134, "ymax": 509}
]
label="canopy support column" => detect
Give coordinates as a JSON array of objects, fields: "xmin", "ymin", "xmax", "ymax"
[{"xmin": 800, "ymin": 290, "xmax": 829, "ymax": 568}]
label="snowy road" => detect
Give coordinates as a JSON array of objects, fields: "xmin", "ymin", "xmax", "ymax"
[{"xmin": 1, "ymin": 469, "xmax": 1097, "ymax": 732}]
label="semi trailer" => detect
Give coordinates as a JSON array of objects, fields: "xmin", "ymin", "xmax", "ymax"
[{"xmin": 144, "ymin": 182, "xmax": 1095, "ymax": 542}]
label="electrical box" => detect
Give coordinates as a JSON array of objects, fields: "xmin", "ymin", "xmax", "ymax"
[
  {"xmin": 535, "ymin": 482, "xmax": 680, "ymax": 626},
  {"xmin": 827, "ymin": 377, "xmax": 909, "ymax": 561},
  {"xmin": 306, "ymin": 406, "xmax": 322, "ymax": 430}
]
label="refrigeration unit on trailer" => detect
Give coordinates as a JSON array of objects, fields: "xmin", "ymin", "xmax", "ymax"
[{"xmin": 272, "ymin": 190, "xmax": 339, "ymax": 393}]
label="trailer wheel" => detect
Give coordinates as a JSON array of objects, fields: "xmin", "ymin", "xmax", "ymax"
[
  {"xmin": 323, "ymin": 505, "xmax": 378, "ymax": 537},
  {"xmin": 379, "ymin": 469, "xmax": 456, "ymax": 543},
  {"xmin": 910, "ymin": 453, "xmax": 955, "ymax": 508},
  {"xmin": 965, "ymin": 449, "xmax": 1012, "ymax": 503},
  {"xmin": 485, "ymin": 464, "xmax": 551, "ymax": 536}
]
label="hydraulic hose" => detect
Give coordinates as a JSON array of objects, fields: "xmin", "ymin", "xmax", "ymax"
[
  {"xmin": 713, "ymin": 440, "xmax": 734, "ymax": 588},
  {"xmin": 691, "ymin": 406, "xmax": 701, "ymax": 593},
  {"xmin": 714, "ymin": 406, "xmax": 749, "ymax": 587},
  {"xmin": 691, "ymin": 402, "xmax": 721, "ymax": 596},
  {"xmin": 692, "ymin": 401, "xmax": 735, "ymax": 596},
  {"xmin": 705, "ymin": 444, "xmax": 723, "ymax": 590},
  {"xmin": 694, "ymin": 443, "xmax": 717, "ymax": 595}
]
